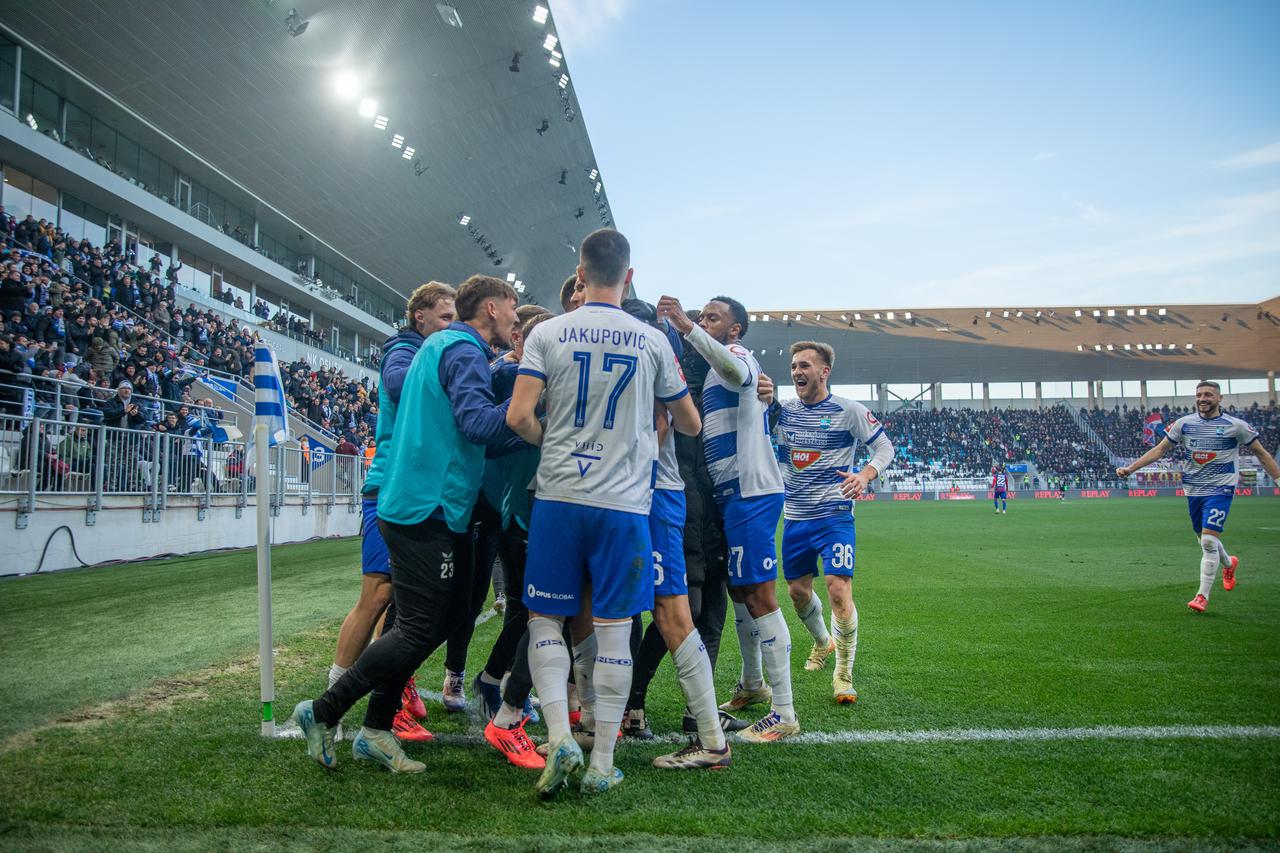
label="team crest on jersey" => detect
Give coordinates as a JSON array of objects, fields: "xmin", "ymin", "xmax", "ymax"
[
  {"xmin": 791, "ymin": 449, "xmax": 821, "ymax": 470},
  {"xmin": 1215, "ymin": 426, "xmax": 1225, "ymax": 436},
  {"xmin": 1191, "ymin": 451, "xmax": 1217, "ymax": 465},
  {"xmin": 866, "ymin": 411, "xmax": 878, "ymax": 427},
  {"xmin": 819, "ymin": 415, "xmax": 832, "ymax": 430}
]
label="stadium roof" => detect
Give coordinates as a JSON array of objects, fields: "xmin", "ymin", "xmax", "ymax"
[
  {"xmin": 3, "ymin": 0, "xmax": 607, "ymax": 309},
  {"xmin": 740, "ymin": 297, "xmax": 1280, "ymax": 384}
]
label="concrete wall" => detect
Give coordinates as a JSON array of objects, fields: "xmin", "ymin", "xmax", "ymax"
[{"xmin": 0, "ymin": 494, "xmax": 359, "ymax": 576}]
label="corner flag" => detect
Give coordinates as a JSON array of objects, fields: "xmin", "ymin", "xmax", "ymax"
[{"xmin": 252, "ymin": 344, "xmax": 288, "ymax": 736}]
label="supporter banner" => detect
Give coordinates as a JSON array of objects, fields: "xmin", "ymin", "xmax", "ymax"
[
  {"xmin": 299, "ymin": 434, "xmax": 333, "ymax": 470},
  {"xmin": 1006, "ymin": 463, "xmax": 1029, "ymax": 473},
  {"xmin": 206, "ymin": 376, "xmax": 240, "ymax": 400}
]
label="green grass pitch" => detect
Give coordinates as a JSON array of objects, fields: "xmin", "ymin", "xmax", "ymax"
[{"xmin": 1, "ymin": 498, "xmax": 1278, "ymax": 850}]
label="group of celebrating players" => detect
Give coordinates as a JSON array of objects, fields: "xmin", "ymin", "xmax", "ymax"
[
  {"xmin": 289, "ymin": 228, "xmax": 893, "ymax": 798},
  {"xmin": 289, "ymin": 226, "xmax": 1279, "ymax": 799}
]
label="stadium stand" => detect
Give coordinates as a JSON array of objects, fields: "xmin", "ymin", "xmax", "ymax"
[
  {"xmin": 1086, "ymin": 402, "xmax": 1280, "ymax": 461},
  {"xmin": 0, "ymin": 213, "xmax": 379, "ymax": 447}
]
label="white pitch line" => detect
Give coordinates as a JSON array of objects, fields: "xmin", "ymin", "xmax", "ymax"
[{"xmin": 272, "ymin": 722, "xmax": 1280, "ymax": 745}]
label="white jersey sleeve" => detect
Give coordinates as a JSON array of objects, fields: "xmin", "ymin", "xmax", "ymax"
[{"xmin": 702, "ymin": 343, "xmax": 784, "ymax": 502}]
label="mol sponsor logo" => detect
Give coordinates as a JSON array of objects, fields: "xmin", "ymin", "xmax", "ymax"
[
  {"xmin": 1191, "ymin": 451, "xmax": 1218, "ymax": 465},
  {"xmin": 791, "ymin": 449, "xmax": 821, "ymax": 470},
  {"xmin": 892, "ymin": 492, "xmax": 923, "ymax": 501},
  {"xmin": 1128, "ymin": 489, "xmax": 1158, "ymax": 498},
  {"xmin": 1080, "ymin": 490, "xmax": 1111, "ymax": 498}
]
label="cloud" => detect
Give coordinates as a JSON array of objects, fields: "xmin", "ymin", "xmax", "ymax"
[
  {"xmin": 1212, "ymin": 142, "xmax": 1280, "ymax": 171},
  {"xmin": 1032, "ymin": 151, "xmax": 1057, "ymax": 162},
  {"xmin": 549, "ymin": 0, "xmax": 634, "ymax": 52}
]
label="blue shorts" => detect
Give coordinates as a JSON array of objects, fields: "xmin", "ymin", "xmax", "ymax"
[
  {"xmin": 782, "ymin": 516, "xmax": 856, "ymax": 581},
  {"xmin": 523, "ymin": 498, "xmax": 654, "ymax": 619},
  {"xmin": 650, "ymin": 489, "xmax": 688, "ymax": 598},
  {"xmin": 718, "ymin": 492, "xmax": 784, "ymax": 588},
  {"xmin": 994, "ymin": 490, "xmax": 1007, "ymax": 500},
  {"xmin": 1187, "ymin": 493, "xmax": 1233, "ymax": 534},
  {"xmin": 361, "ymin": 496, "xmax": 391, "ymax": 575}
]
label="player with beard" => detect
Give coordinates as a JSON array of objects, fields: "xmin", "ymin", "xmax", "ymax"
[
  {"xmin": 292, "ymin": 276, "xmax": 528, "ymax": 774},
  {"xmin": 1117, "ymin": 380, "xmax": 1278, "ymax": 613},
  {"xmin": 657, "ymin": 294, "xmax": 797, "ymax": 742}
]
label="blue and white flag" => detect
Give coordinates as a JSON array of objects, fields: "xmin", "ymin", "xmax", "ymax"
[{"xmin": 253, "ymin": 346, "xmax": 289, "ymax": 446}]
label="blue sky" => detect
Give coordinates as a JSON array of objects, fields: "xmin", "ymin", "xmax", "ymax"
[{"xmin": 552, "ymin": 0, "xmax": 1280, "ymax": 311}]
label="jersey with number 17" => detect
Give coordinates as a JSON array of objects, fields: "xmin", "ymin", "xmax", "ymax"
[{"xmin": 518, "ymin": 303, "xmax": 689, "ymax": 515}]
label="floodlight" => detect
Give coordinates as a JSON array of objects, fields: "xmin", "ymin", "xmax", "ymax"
[
  {"xmin": 358, "ymin": 98, "xmax": 377, "ymax": 118},
  {"xmin": 334, "ymin": 71, "xmax": 359, "ymax": 98},
  {"xmin": 506, "ymin": 273, "xmax": 516, "ymax": 282},
  {"xmin": 458, "ymin": 214, "xmax": 470, "ymax": 225},
  {"xmin": 373, "ymin": 115, "xmax": 388, "ymax": 129},
  {"xmin": 533, "ymin": 5, "xmax": 549, "ymax": 23}
]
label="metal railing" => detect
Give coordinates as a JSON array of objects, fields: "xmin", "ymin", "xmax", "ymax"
[{"xmin": 0, "ymin": 414, "xmax": 364, "ymax": 526}]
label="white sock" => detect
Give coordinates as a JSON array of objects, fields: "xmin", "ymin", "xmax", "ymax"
[
  {"xmin": 588, "ymin": 620, "xmax": 632, "ymax": 774},
  {"xmin": 754, "ymin": 608, "xmax": 795, "ymax": 722},
  {"xmin": 732, "ymin": 601, "xmax": 764, "ymax": 689},
  {"xmin": 527, "ymin": 616, "xmax": 571, "ymax": 744},
  {"xmin": 493, "ymin": 702, "xmax": 523, "ymax": 729},
  {"xmin": 572, "ymin": 633, "xmax": 598, "ymax": 726},
  {"xmin": 1197, "ymin": 535, "xmax": 1219, "ymax": 599},
  {"xmin": 833, "ymin": 606, "xmax": 858, "ymax": 677},
  {"xmin": 797, "ymin": 589, "xmax": 830, "ymax": 646},
  {"xmin": 327, "ymin": 663, "xmax": 348, "ymax": 689},
  {"xmin": 1216, "ymin": 538, "xmax": 1233, "ymax": 569},
  {"xmin": 673, "ymin": 629, "xmax": 725, "ymax": 751}
]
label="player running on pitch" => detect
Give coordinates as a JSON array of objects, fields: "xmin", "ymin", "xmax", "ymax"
[
  {"xmin": 508, "ymin": 229, "xmax": 700, "ymax": 798},
  {"xmin": 774, "ymin": 342, "xmax": 893, "ymax": 704},
  {"xmin": 1117, "ymin": 380, "xmax": 1279, "ymax": 613},
  {"xmin": 657, "ymin": 293, "xmax": 798, "ymax": 743},
  {"xmin": 992, "ymin": 465, "xmax": 1009, "ymax": 514}
]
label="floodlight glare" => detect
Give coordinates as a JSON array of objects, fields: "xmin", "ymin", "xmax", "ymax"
[
  {"xmin": 334, "ymin": 71, "xmax": 359, "ymax": 98},
  {"xmin": 886, "ymin": 311, "xmax": 895, "ymax": 319},
  {"xmin": 402, "ymin": 147, "xmax": 415, "ymax": 159},
  {"xmin": 373, "ymin": 115, "xmax": 388, "ymax": 129},
  {"xmin": 1074, "ymin": 309, "xmax": 1082, "ymax": 317},
  {"xmin": 391, "ymin": 134, "xmax": 404, "ymax": 148},
  {"xmin": 543, "ymin": 34, "xmax": 558, "ymax": 50},
  {"xmin": 533, "ymin": 5, "xmax": 549, "ymax": 23},
  {"xmin": 358, "ymin": 98, "xmax": 377, "ymax": 117},
  {"xmin": 506, "ymin": 273, "xmax": 516, "ymax": 282},
  {"xmin": 549, "ymin": 57, "xmax": 561, "ymax": 67},
  {"xmin": 458, "ymin": 215, "xmax": 471, "ymax": 225}
]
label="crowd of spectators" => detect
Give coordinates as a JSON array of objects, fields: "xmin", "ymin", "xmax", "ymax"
[
  {"xmin": 0, "ymin": 209, "xmax": 380, "ymax": 455},
  {"xmin": 874, "ymin": 404, "xmax": 1116, "ymax": 488},
  {"xmin": 1086, "ymin": 403, "xmax": 1280, "ymax": 463}
]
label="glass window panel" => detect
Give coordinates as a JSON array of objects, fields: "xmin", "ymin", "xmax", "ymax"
[
  {"xmin": 1146, "ymin": 380, "xmax": 1175, "ymax": 398},
  {"xmin": 90, "ymin": 117, "xmax": 116, "ymax": 163},
  {"xmin": 1072, "ymin": 381, "xmax": 1091, "ymax": 398},
  {"xmin": 157, "ymin": 160, "xmax": 176, "ymax": 203},
  {"xmin": 1174, "ymin": 379, "xmax": 1200, "ymax": 396},
  {"xmin": 30, "ymin": 179, "xmax": 57, "ymax": 223},
  {"xmin": 32, "ymin": 80, "xmax": 59, "ymax": 131},
  {"xmin": 0, "ymin": 52, "xmax": 15, "ymax": 112},
  {"xmin": 940, "ymin": 382, "xmax": 971, "ymax": 400},
  {"xmin": 60, "ymin": 209, "xmax": 85, "ymax": 241},
  {"xmin": 2, "ymin": 170, "xmax": 33, "ymax": 218},
  {"xmin": 989, "ymin": 382, "xmax": 1022, "ymax": 399},
  {"xmin": 1041, "ymin": 381, "xmax": 1073, "ymax": 399},
  {"xmin": 137, "ymin": 148, "xmax": 160, "ymax": 194},
  {"xmin": 115, "ymin": 134, "xmax": 139, "ymax": 179},
  {"xmin": 65, "ymin": 102, "xmax": 91, "ymax": 150},
  {"xmin": 1120, "ymin": 380, "xmax": 1141, "ymax": 398},
  {"xmin": 887, "ymin": 383, "xmax": 924, "ymax": 400},
  {"xmin": 17, "ymin": 74, "xmax": 32, "ymax": 120},
  {"xmin": 1228, "ymin": 378, "xmax": 1267, "ymax": 395}
]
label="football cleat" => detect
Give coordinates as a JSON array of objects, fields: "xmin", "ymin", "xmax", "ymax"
[
  {"xmin": 472, "ymin": 674, "xmax": 502, "ymax": 721},
  {"xmin": 833, "ymin": 671, "xmax": 858, "ymax": 705},
  {"xmin": 353, "ymin": 727, "xmax": 426, "ymax": 773},
  {"xmin": 622, "ymin": 708, "xmax": 654, "ymax": 740},
  {"xmin": 442, "ymin": 670, "xmax": 467, "ymax": 712},
  {"xmin": 402, "ymin": 676, "xmax": 428, "ymax": 720},
  {"xmin": 391, "ymin": 708, "xmax": 434, "ymax": 742},
  {"xmin": 684, "ymin": 709, "xmax": 751, "ymax": 734},
  {"xmin": 484, "ymin": 719, "xmax": 545, "ymax": 770},
  {"xmin": 580, "ymin": 766, "xmax": 624, "ymax": 795},
  {"xmin": 568, "ymin": 708, "xmax": 582, "ymax": 728},
  {"xmin": 1187, "ymin": 594, "xmax": 1208, "ymax": 613},
  {"xmin": 719, "ymin": 681, "xmax": 772, "ymax": 712},
  {"xmin": 291, "ymin": 699, "xmax": 337, "ymax": 769},
  {"xmin": 736, "ymin": 710, "xmax": 801, "ymax": 743},
  {"xmin": 652, "ymin": 738, "xmax": 732, "ymax": 770},
  {"xmin": 1222, "ymin": 556, "xmax": 1238, "ymax": 591},
  {"xmin": 523, "ymin": 696, "xmax": 540, "ymax": 725},
  {"xmin": 535, "ymin": 736, "xmax": 584, "ymax": 801},
  {"xmin": 493, "ymin": 594, "xmax": 506, "ymax": 614},
  {"xmin": 804, "ymin": 638, "xmax": 837, "ymax": 671}
]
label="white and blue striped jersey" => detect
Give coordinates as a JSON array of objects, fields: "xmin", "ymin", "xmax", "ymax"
[
  {"xmin": 775, "ymin": 394, "xmax": 885, "ymax": 520},
  {"xmin": 655, "ymin": 420, "xmax": 683, "ymax": 492},
  {"xmin": 1164, "ymin": 412, "xmax": 1259, "ymax": 497},
  {"xmin": 702, "ymin": 343, "xmax": 784, "ymax": 502},
  {"xmin": 519, "ymin": 303, "xmax": 688, "ymax": 515}
]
